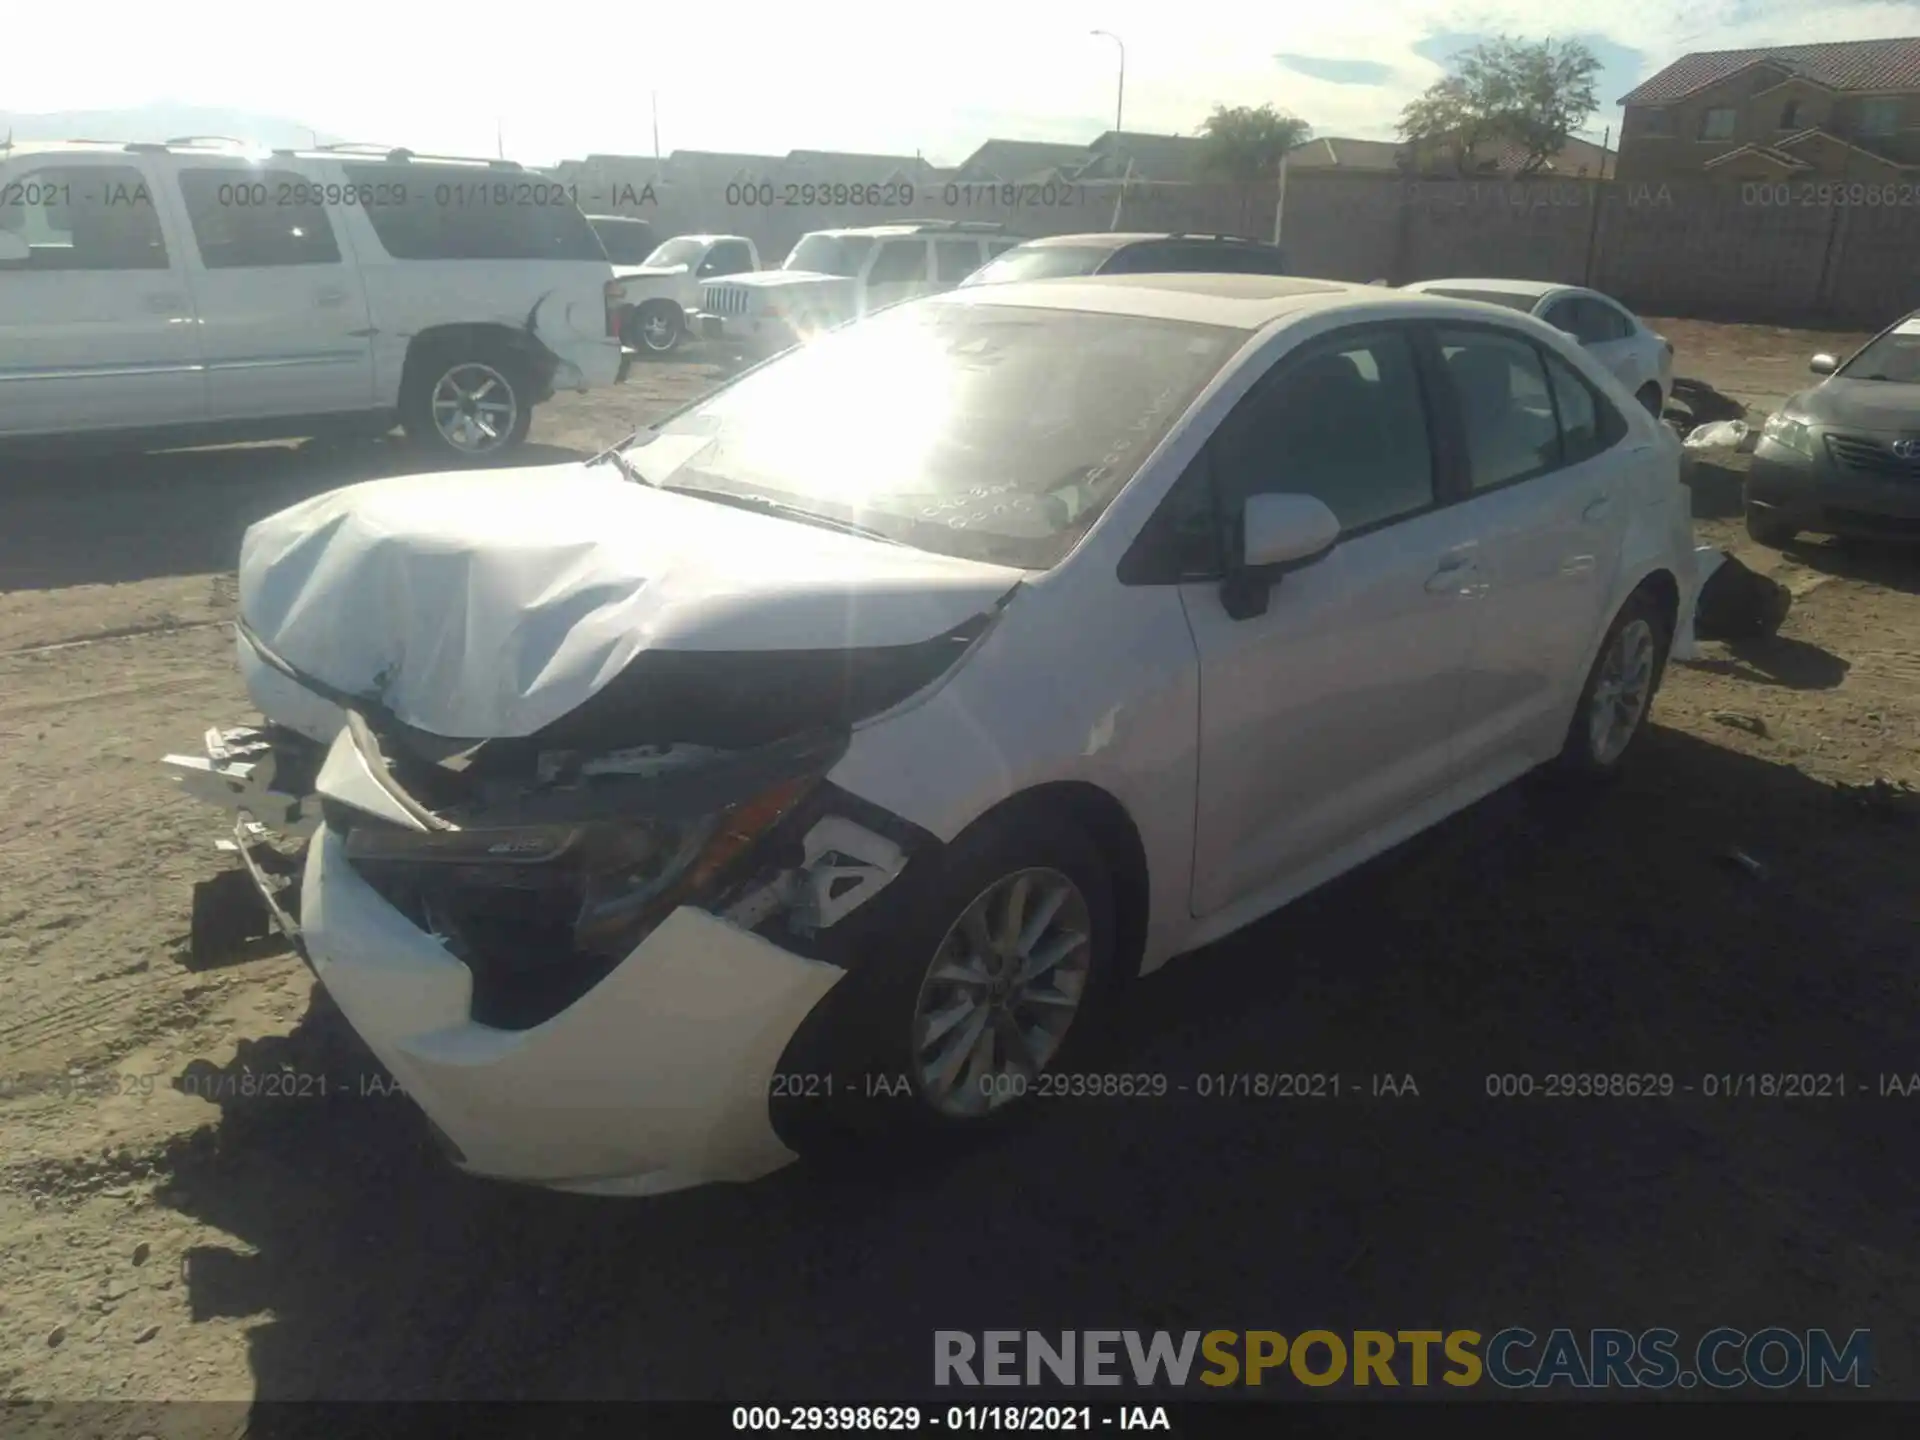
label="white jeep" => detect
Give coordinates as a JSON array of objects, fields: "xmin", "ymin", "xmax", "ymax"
[
  {"xmin": 0, "ymin": 139, "xmax": 623, "ymax": 463},
  {"xmin": 692, "ymin": 221, "xmax": 1018, "ymax": 356}
]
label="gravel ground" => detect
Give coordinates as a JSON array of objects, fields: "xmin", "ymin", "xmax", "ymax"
[{"xmin": 2, "ymin": 327, "xmax": 1918, "ymax": 1417}]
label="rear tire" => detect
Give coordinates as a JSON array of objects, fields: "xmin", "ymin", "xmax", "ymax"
[
  {"xmin": 1744, "ymin": 502, "xmax": 1798, "ymax": 549},
  {"xmin": 399, "ymin": 343, "xmax": 533, "ymax": 465},
  {"xmin": 1555, "ymin": 589, "xmax": 1670, "ymax": 780}
]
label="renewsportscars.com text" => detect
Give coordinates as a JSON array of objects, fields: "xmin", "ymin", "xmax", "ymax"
[{"xmin": 934, "ymin": 1328, "xmax": 1872, "ymax": 1389}]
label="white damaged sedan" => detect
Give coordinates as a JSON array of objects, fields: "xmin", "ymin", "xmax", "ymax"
[{"xmin": 171, "ymin": 274, "xmax": 1707, "ymax": 1196}]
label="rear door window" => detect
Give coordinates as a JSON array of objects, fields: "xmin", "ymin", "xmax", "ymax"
[
  {"xmin": 178, "ymin": 168, "xmax": 340, "ymax": 267},
  {"xmin": 342, "ymin": 163, "xmax": 602, "ymax": 261}
]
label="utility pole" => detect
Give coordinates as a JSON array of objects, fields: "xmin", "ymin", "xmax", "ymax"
[
  {"xmin": 652, "ymin": 91, "xmax": 662, "ymax": 170},
  {"xmin": 1091, "ymin": 30, "xmax": 1125, "ymax": 134},
  {"xmin": 496, "ymin": 117, "xmax": 505, "ymax": 159}
]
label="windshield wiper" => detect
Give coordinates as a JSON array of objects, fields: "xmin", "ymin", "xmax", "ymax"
[{"xmin": 656, "ymin": 483, "xmax": 906, "ymax": 547}]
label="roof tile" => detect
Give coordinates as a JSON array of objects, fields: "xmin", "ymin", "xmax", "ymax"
[{"xmin": 1618, "ymin": 37, "xmax": 1920, "ymax": 106}]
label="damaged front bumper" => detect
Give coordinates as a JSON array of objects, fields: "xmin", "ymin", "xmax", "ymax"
[
  {"xmin": 304, "ymin": 824, "xmax": 847, "ymax": 1194},
  {"xmin": 300, "ymin": 718, "xmax": 928, "ymax": 1195}
]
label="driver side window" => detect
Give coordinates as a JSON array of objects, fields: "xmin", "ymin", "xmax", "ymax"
[{"xmin": 1210, "ymin": 327, "xmax": 1437, "ymax": 535}]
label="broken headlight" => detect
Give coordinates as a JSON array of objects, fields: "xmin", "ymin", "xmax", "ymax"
[{"xmin": 342, "ymin": 773, "xmax": 818, "ymax": 963}]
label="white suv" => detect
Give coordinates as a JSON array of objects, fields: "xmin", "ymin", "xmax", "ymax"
[
  {"xmin": 0, "ymin": 140, "xmax": 623, "ymax": 462},
  {"xmin": 693, "ymin": 221, "xmax": 1018, "ymax": 355}
]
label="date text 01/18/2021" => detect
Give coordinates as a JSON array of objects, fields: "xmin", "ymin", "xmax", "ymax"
[
  {"xmin": 745, "ymin": 1072, "xmax": 1421, "ymax": 1102},
  {"xmin": 1484, "ymin": 1073, "xmax": 1920, "ymax": 1098},
  {"xmin": 731, "ymin": 1405, "xmax": 1171, "ymax": 1431}
]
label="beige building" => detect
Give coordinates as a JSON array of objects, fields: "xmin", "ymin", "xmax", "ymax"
[{"xmin": 1615, "ymin": 37, "xmax": 1920, "ymax": 181}]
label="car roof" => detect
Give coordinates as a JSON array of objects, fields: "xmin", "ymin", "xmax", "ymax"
[
  {"xmin": 1403, "ymin": 278, "xmax": 1569, "ymax": 300},
  {"xmin": 939, "ymin": 273, "xmax": 1391, "ymax": 329},
  {"xmin": 1012, "ymin": 232, "xmax": 1278, "ymax": 251},
  {"xmin": 1, "ymin": 138, "xmax": 519, "ymax": 169},
  {"xmin": 809, "ymin": 224, "xmax": 1009, "ymax": 239}
]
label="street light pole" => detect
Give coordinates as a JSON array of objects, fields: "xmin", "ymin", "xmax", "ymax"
[{"xmin": 1091, "ymin": 30, "xmax": 1125, "ymax": 134}]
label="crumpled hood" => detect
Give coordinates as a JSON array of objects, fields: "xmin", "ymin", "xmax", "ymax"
[
  {"xmin": 1789, "ymin": 377, "xmax": 1920, "ymax": 432},
  {"xmin": 237, "ymin": 463, "xmax": 1023, "ymax": 740}
]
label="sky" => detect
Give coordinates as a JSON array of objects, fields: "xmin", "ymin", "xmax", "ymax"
[{"xmin": 6, "ymin": 0, "xmax": 1918, "ymax": 167}]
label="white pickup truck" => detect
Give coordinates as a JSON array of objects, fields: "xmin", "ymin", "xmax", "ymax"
[
  {"xmin": 610, "ymin": 233, "xmax": 760, "ymax": 356},
  {"xmin": 692, "ymin": 221, "xmax": 1017, "ymax": 358}
]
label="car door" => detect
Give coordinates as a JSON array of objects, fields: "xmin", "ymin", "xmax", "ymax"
[
  {"xmin": 174, "ymin": 163, "xmax": 376, "ymax": 421},
  {"xmin": 1176, "ymin": 323, "xmax": 1487, "ymax": 917},
  {"xmin": 1543, "ymin": 294, "xmax": 1641, "ymax": 392},
  {"xmin": 1429, "ymin": 323, "xmax": 1631, "ymax": 775},
  {"xmin": 861, "ymin": 238, "xmax": 935, "ymax": 314},
  {"xmin": 0, "ymin": 157, "xmax": 206, "ymax": 438}
]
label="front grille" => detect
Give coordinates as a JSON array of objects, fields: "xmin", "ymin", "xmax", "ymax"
[
  {"xmin": 703, "ymin": 285, "xmax": 748, "ymax": 316},
  {"xmin": 1825, "ymin": 433, "xmax": 1920, "ymax": 479}
]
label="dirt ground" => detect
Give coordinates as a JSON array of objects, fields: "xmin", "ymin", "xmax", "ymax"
[{"xmin": 3, "ymin": 322, "xmax": 1918, "ymax": 1421}]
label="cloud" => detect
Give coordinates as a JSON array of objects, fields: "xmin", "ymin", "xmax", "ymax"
[
  {"xmin": 1274, "ymin": 54, "xmax": 1396, "ymax": 87},
  {"xmin": 7, "ymin": 0, "xmax": 1918, "ymax": 162}
]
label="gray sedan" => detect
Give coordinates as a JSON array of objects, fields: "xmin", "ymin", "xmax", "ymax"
[{"xmin": 1746, "ymin": 311, "xmax": 1920, "ymax": 547}]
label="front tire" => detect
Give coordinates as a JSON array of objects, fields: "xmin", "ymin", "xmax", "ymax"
[
  {"xmin": 1556, "ymin": 589, "xmax": 1670, "ymax": 778},
  {"xmin": 1636, "ymin": 382, "xmax": 1663, "ymax": 418},
  {"xmin": 1744, "ymin": 502, "xmax": 1798, "ymax": 549},
  {"xmin": 399, "ymin": 344, "xmax": 533, "ymax": 464},
  {"xmin": 783, "ymin": 806, "xmax": 1119, "ymax": 1150}
]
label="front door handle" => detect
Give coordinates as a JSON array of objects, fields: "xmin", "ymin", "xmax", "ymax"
[
  {"xmin": 1583, "ymin": 495, "xmax": 1614, "ymax": 522},
  {"xmin": 145, "ymin": 292, "xmax": 185, "ymax": 313},
  {"xmin": 1425, "ymin": 555, "xmax": 1477, "ymax": 593},
  {"xmin": 315, "ymin": 287, "xmax": 349, "ymax": 308}
]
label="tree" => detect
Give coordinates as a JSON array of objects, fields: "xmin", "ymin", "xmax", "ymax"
[
  {"xmin": 1197, "ymin": 104, "xmax": 1313, "ymax": 183},
  {"xmin": 1398, "ymin": 37, "xmax": 1601, "ymax": 176}
]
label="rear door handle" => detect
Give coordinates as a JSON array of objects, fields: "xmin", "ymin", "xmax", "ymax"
[{"xmin": 1583, "ymin": 495, "xmax": 1614, "ymax": 522}]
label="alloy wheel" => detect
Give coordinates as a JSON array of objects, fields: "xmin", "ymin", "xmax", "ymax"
[
  {"xmin": 429, "ymin": 363, "xmax": 518, "ymax": 455},
  {"xmin": 1588, "ymin": 617, "xmax": 1656, "ymax": 765},
  {"xmin": 910, "ymin": 868, "xmax": 1092, "ymax": 1119}
]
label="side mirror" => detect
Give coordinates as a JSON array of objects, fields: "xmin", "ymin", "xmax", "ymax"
[
  {"xmin": 1809, "ymin": 353, "xmax": 1838, "ymax": 376},
  {"xmin": 1220, "ymin": 493, "xmax": 1340, "ymax": 620},
  {"xmin": 0, "ymin": 230, "xmax": 29, "ymax": 264},
  {"xmin": 1554, "ymin": 326, "xmax": 1587, "ymax": 347}
]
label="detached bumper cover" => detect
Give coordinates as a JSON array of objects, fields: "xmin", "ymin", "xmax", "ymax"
[
  {"xmin": 302, "ymin": 824, "xmax": 847, "ymax": 1195},
  {"xmin": 161, "ymin": 725, "xmax": 321, "ymax": 839}
]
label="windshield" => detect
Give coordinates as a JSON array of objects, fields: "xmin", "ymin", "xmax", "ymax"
[
  {"xmin": 785, "ymin": 234, "xmax": 874, "ymax": 276},
  {"xmin": 1838, "ymin": 319, "xmax": 1920, "ymax": 384},
  {"xmin": 642, "ymin": 237, "xmax": 706, "ymax": 268},
  {"xmin": 960, "ymin": 245, "xmax": 1114, "ymax": 288},
  {"xmin": 616, "ymin": 301, "xmax": 1243, "ymax": 568},
  {"xmin": 591, "ymin": 219, "xmax": 655, "ymax": 264}
]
